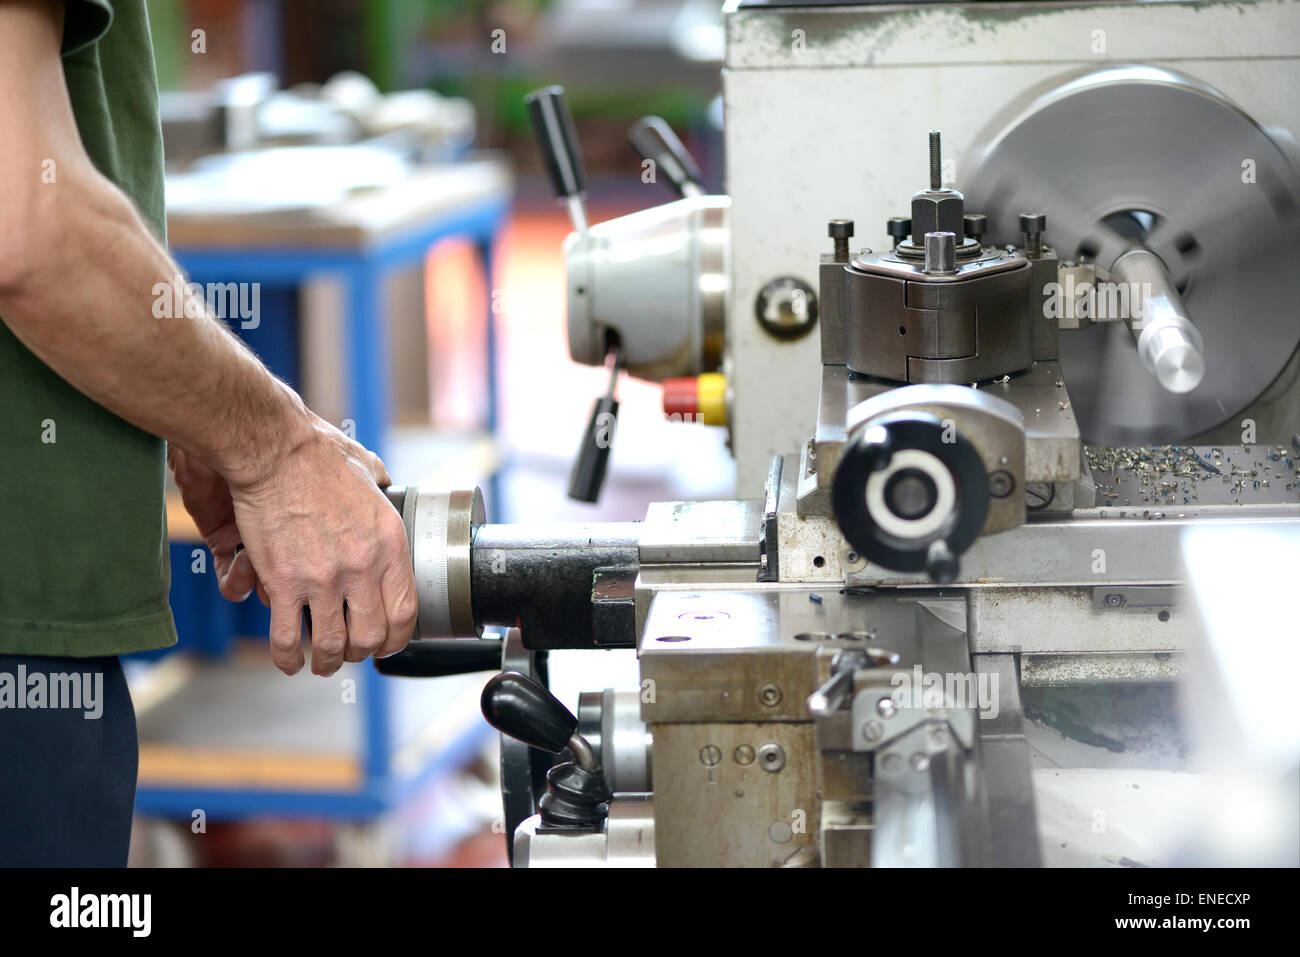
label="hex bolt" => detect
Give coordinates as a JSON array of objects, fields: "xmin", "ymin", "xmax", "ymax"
[
  {"xmin": 1019, "ymin": 212, "xmax": 1047, "ymax": 259},
  {"xmin": 929, "ymin": 130, "xmax": 942, "ymax": 190},
  {"xmin": 828, "ymin": 218, "xmax": 855, "ymax": 263},
  {"xmin": 924, "ymin": 231, "xmax": 957, "ymax": 275}
]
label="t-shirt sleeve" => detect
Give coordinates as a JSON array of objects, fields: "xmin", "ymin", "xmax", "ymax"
[{"xmin": 61, "ymin": 0, "xmax": 114, "ymax": 57}]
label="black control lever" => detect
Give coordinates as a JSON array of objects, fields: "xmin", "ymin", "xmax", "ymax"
[
  {"xmin": 567, "ymin": 345, "xmax": 621, "ymax": 503},
  {"xmin": 524, "ymin": 85, "xmax": 589, "ymax": 232},
  {"xmin": 627, "ymin": 115, "xmax": 704, "ymax": 198},
  {"xmin": 481, "ymin": 672, "xmax": 611, "ymax": 828},
  {"xmin": 374, "ymin": 638, "xmax": 503, "ymax": 678},
  {"xmin": 481, "ymin": 671, "xmax": 579, "ymax": 754}
]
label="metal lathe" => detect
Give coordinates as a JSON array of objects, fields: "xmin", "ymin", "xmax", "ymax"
[{"xmin": 382, "ymin": 0, "xmax": 1300, "ymax": 867}]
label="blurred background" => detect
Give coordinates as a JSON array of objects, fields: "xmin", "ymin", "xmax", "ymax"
[{"xmin": 130, "ymin": 0, "xmax": 731, "ymax": 867}]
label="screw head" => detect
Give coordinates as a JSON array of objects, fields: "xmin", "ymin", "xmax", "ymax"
[
  {"xmin": 989, "ymin": 470, "xmax": 1015, "ymax": 498},
  {"xmin": 759, "ymin": 682, "xmax": 783, "ymax": 707},
  {"xmin": 1019, "ymin": 212, "xmax": 1047, "ymax": 235},
  {"xmin": 754, "ymin": 277, "xmax": 818, "ymax": 341},
  {"xmin": 699, "ymin": 745, "xmax": 722, "ymax": 767},
  {"xmin": 828, "ymin": 218, "xmax": 855, "ymax": 240},
  {"xmin": 886, "ymin": 216, "xmax": 912, "ymax": 241},
  {"xmin": 963, "ymin": 212, "xmax": 988, "ymax": 240},
  {"xmin": 757, "ymin": 743, "xmax": 786, "ymax": 773}
]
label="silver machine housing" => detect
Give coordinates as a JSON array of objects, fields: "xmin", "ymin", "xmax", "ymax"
[{"xmin": 398, "ymin": 0, "xmax": 1300, "ymax": 868}]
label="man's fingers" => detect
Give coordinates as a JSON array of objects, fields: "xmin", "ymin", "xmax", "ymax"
[
  {"xmin": 342, "ymin": 587, "xmax": 387, "ymax": 662},
  {"xmin": 308, "ymin": 597, "xmax": 347, "ymax": 676},
  {"xmin": 370, "ymin": 453, "xmax": 392, "ymax": 489},
  {"xmin": 217, "ymin": 548, "xmax": 258, "ymax": 602},
  {"xmin": 268, "ymin": 597, "xmax": 306, "ymax": 675},
  {"xmin": 376, "ymin": 558, "xmax": 418, "ymax": 659}
]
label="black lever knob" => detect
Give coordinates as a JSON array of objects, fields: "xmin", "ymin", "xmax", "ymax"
[
  {"xmin": 482, "ymin": 671, "xmax": 611, "ymax": 828},
  {"xmin": 568, "ymin": 395, "xmax": 618, "ymax": 503},
  {"xmin": 628, "ymin": 115, "xmax": 704, "ymax": 197},
  {"xmin": 481, "ymin": 671, "xmax": 578, "ymax": 755},
  {"xmin": 524, "ymin": 85, "xmax": 587, "ymax": 200},
  {"xmin": 374, "ymin": 639, "xmax": 502, "ymax": 678}
]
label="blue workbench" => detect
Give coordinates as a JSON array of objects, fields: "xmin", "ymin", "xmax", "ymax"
[{"xmin": 134, "ymin": 155, "xmax": 511, "ymax": 824}]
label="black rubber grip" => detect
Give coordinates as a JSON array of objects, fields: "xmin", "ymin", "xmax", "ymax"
[
  {"xmin": 628, "ymin": 115, "xmax": 703, "ymax": 196},
  {"xmin": 524, "ymin": 85, "xmax": 587, "ymax": 199},
  {"xmin": 567, "ymin": 395, "xmax": 618, "ymax": 503},
  {"xmin": 481, "ymin": 671, "xmax": 577, "ymax": 754},
  {"xmin": 374, "ymin": 639, "xmax": 502, "ymax": 677}
]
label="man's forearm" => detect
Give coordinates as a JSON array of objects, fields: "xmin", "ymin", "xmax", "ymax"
[
  {"xmin": 0, "ymin": 167, "xmax": 312, "ymax": 487},
  {"xmin": 0, "ymin": 0, "xmax": 418, "ymax": 676}
]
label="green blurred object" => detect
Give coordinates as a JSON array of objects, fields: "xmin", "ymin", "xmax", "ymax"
[{"xmin": 145, "ymin": 0, "xmax": 185, "ymax": 90}]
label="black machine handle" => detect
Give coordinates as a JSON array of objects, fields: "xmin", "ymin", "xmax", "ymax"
[
  {"xmin": 481, "ymin": 671, "xmax": 578, "ymax": 755},
  {"xmin": 374, "ymin": 638, "xmax": 503, "ymax": 677},
  {"xmin": 524, "ymin": 85, "xmax": 587, "ymax": 201},
  {"xmin": 568, "ymin": 395, "xmax": 618, "ymax": 503},
  {"xmin": 567, "ymin": 346, "xmax": 621, "ymax": 503},
  {"xmin": 628, "ymin": 115, "xmax": 704, "ymax": 197}
]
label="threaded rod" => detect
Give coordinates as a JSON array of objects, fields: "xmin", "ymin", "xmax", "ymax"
[{"xmin": 928, "ymin": 130, "xmax": 942, "ymax": 190}]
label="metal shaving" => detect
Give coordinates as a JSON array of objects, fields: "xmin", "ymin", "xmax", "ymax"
[{"xmin": 1084, "ymin": 444, "xmax": 1297, "ymax": 507}]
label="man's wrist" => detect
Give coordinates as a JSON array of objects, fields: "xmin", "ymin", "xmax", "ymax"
[{"xmin": 212, "ymin": 378, "xmax": 317, "ymax": 491}]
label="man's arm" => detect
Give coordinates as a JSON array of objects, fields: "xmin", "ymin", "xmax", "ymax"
[{"xmin": 0, "ymin": 0, "xmax": 418, "ymax": 675}]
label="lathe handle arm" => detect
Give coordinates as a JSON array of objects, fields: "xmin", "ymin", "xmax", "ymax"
[
  {"xmin": 628, "ymin": 115, "xmax": 705, "ymax": 197},
  {"xmin": 373, "ymin": 638, "xmax": 502, "ymax": 677},
  {"xmin": 524, "ymin": 85, "xmax": 589, "ymax": 231}
]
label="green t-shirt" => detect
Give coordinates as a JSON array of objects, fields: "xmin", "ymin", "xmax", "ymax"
[{"xmin": 0, "ymin": 0, "xmax": 176, "ymax": 656}]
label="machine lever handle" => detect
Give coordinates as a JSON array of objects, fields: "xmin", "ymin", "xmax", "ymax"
[
  {"xmin": 628, "ymin": 115, "xmax": 704, "ymax": 197},
  {"xmin": 525, "ymin": 85, "xmax": 588, "ymax": 206},
  {"xmin": 374, "ymin": 639, "xmax": 502, "ymax": 678},
  {"xmin": 481, "ymin": 671, "xmax": 580, "ymax": 756},
  {"xmin": 567, "ymin": 346, "xmax": 621, "ymax": 503}
]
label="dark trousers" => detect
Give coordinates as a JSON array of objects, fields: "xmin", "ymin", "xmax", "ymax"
[{"xmin": 0, "ymin": 654, "xmax": 137, "ymax": 866}]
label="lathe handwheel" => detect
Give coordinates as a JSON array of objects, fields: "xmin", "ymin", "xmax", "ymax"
[{"xmin": 831, "ymin": 413, "xmax": 989, "ymax": 580}]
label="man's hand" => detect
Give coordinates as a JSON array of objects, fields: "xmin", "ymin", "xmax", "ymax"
[
  {"xmin": 169, "ymin": 446, "xmax": 261, "ymax": 604},
  {"xmin": 170, "ymin": 414, "xmax": 418, "ymax": 677},
  {"xmin": 0, "ymin": 0, "xmax": 418, "ymax": 678}
]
